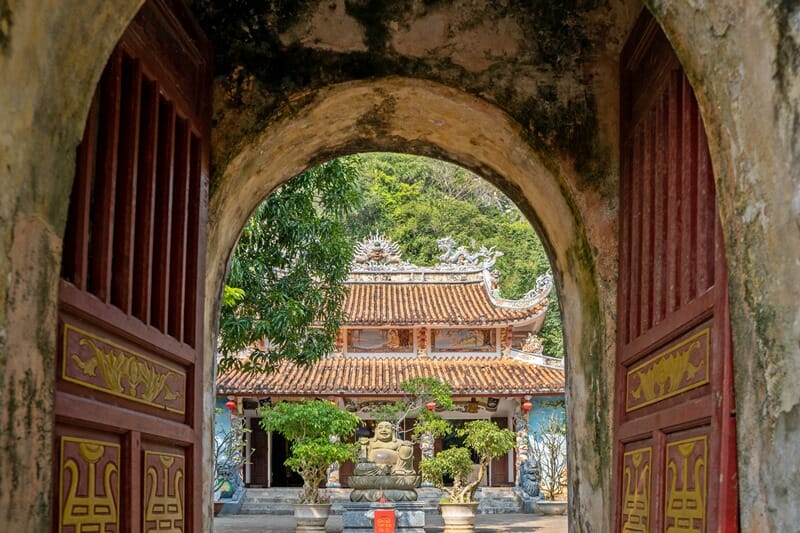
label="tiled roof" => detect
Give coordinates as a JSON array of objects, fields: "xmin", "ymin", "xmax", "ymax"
[
  {"xmin": 343, "ymin": 281, "xmax": 547, "ymax": 326},
  {"xmin": 216, "ymin": 356, "xmax": 565, "ymax": 396}
]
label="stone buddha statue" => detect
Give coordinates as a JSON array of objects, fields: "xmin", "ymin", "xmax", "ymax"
[{"xmin": 348, "ymin": 421, "xmax": 420, "ymax": 502}]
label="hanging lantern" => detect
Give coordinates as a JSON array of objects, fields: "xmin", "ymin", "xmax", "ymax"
[
  {"xmin": 425, "ymin": 401, "xmax": 437, "ymax": 411},
  {"xmin": 225, "ymin": 399, "xmax": 237, "ymax": 411},
  {"xmin": 522, "ymin": 400, "xmax": 533, "ymax": 412}
]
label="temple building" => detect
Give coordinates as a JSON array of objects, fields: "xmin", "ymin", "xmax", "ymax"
[{"xmin": 216, "ymin": 235, "xmax": 565, "ymax": 489}]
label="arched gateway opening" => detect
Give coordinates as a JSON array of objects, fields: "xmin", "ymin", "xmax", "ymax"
[{"xmin": 3, "ymin": 1, "xmax": 798, "ymax": 532}]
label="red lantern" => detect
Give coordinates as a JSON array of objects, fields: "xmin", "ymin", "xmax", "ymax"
[
  {"xmin": 425, "ymin": 401, "xmax": 436, "ymax": 411},
  {"xmin": 522, "ymin": 400, "xmax": 533, "ymax": 412},
  {"xmin": 225, "ymin": 400, "xmax": 237, "ymax": 411}
]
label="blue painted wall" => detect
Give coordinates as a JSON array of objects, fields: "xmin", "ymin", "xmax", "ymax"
[
  {"xmin": 215, "ymin": 397, "xmax": 233, "ymax": 436},
  {"xmin": 527, "ymin": 396, "xmax": 566, "ymax": 442}
]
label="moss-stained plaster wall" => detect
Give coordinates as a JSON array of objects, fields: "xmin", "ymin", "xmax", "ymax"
[
  {"xmin": 0, "ymin": 2, "xmax": 146, "ymax": 530},
  {"xmin": 0, "ymin": 0, "xmax": 12, "ymax": 53},
  {"xmin": 193, "ymin": 0, "xmax": 632, "ymax": 196}
]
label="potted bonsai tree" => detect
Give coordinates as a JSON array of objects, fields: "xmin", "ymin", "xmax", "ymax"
[
  {"xmin": 420, "ymin": 419, "xmax": 516, "ymax": 532},
  {"xmin": 529, "ymin": 413, "xmax": 568, "ymax": 515},
  {"xmin": 259, "ymin": 398, "xmax": 361, "ymax": 532}
]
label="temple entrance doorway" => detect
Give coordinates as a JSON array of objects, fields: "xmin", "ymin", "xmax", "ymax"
[
  {"xmin": 269, "ymin": 432, "xmax": 303, "ymax": 488},
  {"xmin": 248, "ymin": 417, "xmax": 269, "ymax": 487},
  {"xmin": 34, "ymin": 1, "xmax": 748, "ymax": 530}
]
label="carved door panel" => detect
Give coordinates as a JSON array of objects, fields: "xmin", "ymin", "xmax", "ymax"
[
  {"xmin": 614, "ymin": 12, "xmax": 738, "ymax": 532},
  {"xmin": 55, "ymin": 1, "xmax": 211, "ymax": 531}
]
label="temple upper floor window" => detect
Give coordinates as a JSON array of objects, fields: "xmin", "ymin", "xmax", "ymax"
[
  {"xmin": 347, "ymin": 328, "xmax": 414, "ymax": 353},
  {"xmin": 431, "ymin": 328, "xmax": 496, "ymax": 353}
]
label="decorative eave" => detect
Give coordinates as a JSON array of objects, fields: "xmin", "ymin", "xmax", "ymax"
[
  {"xmin": 349, "ymin": 234, "xmax": 504, "ymax": 275},
  {"xmin": 216, "ymin": 355, "xmax": 565, "ymax": 397},
  {"xmin": 342, "ymin": 234, "xmax": 553, "ymax": 327}
]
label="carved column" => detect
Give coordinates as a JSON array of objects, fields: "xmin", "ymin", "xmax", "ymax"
[
  {"xmin": 500, "ymin": 326, "xmax": 513, "ymax": 354},
  {"xmin": 514, "ymin": 402, "xmax": 530, "ymax": 485},
  {"xmin": 334, "ymin": 329, "xmax": 345, "ymax": 356},
  {"xmin": 417, "ymin": 327, "xmax": 428, "ymax": 357}
]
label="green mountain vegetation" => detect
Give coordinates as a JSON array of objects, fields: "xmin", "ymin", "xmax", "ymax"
[
  {"xmin": 344, "ymin": 153, "xmax": 564, "ymax": 358},
  {"xmin": 219, "ymin": 152, "xmax": 564, "ymax": 372}
]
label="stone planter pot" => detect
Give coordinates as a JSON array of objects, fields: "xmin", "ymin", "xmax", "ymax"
[
  {"xmin": 293, "ymin": 503, "xmax": 332, "ymax": 533},
  {"xmin": 439, "ymin": 502, "xmax": 479, "ymax": 533},
  {"xmin": 535, "ymin": 500, "xmax": 567, "ymax": 515}
]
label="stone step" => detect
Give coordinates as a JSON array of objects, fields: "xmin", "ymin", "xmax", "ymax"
[{"xmin": 239, "ymin": 487, "xmax": 521, "ymax": 515}]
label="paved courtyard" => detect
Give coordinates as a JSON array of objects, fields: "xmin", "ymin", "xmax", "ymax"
[{"xmin": 213, "ymin": 513, "xmax": 567, "ymax": 532}]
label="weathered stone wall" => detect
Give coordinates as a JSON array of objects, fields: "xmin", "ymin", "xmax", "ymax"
[
  {"xmin": 0, "ymin": 0, "xmax": 799, "ymax": 531},
  {"xmin": 0, "ymin": 1, "xmax": 144, "ymax": 530}
]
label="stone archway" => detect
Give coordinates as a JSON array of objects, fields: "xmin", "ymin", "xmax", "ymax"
[
  {"xmin": 0, "ymin": 1, "xmax": 799, "ymax": 531},
  {"xmin": 204, "ymin": 76, "xmax": 613, "ymax": 528}
]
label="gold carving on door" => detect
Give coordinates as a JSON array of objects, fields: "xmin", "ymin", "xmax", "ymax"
[
  {"xmin": 63, "ymin": 323, "xmax": 186, "ymax": 413},
  {"xmin": 144, "ymin": 451, "xmax": 185, "ymax": 532},
  {"xmin": 627, "ymin": 328, "xmax": 710, "ymax": 412},
  {"xmin": 665, "ymin": 435, "xmax": 707, "ymax": 532},
  {"xmin": 621, "ymin": 446, "xmax": 651, "ymax": 533},
  {"xmin": 59, "ymin": 436, "xmax": 120, "ymax": 532}
]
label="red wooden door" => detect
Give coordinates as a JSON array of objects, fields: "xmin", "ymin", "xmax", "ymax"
[
  {"xmin": 490, "ymin": 417, "xmax": 510, "ymax": 486},
  {"xmin": 55, "ymin": 1, "xmax": 211, "ymax": 531},
  {"xmin": 614, "ymin": 12, "xmax": 738, "ymax": 532},
  {"xmin": 249, "ymin": 418, "xmax": 269, "ymax": 487}
]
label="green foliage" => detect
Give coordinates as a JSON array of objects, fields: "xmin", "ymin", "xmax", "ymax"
[
  {"xmin": 346, "ymin": 153, "xmax": 564, "ymax": 357},
  {"xmin": 369, "ymin": 377, "xmax": 456, "ymax": 442},
  {"xmin": 530, "ymin": 413, "xmax": 568, "ymax": 500},
  {"xmin": 538, "ymin": 290, "xmax": 564, "ymax": 357},
  {"xmin": 419, "ymin": 447, "xmax": 475, "ymax": 492},
  {"xmin": 259, "ymin": 399, "xmax": 361, "ymax": 503},
  {"xmin": 218, "ymin": 157, "xmax": 361, "ymax": 373},
  {"xmin": 420, "ymin": 419, "xmax": 516, "ymax": 503},
  {"xmin": 222, "ymin": 286, "xmax": 245, "ymax": 308},
  {"xmin": 460, "ymin": 419, "xmax": 518, "ymax": 464}
]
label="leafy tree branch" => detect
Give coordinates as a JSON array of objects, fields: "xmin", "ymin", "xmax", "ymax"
[{"xmin": 218, "ymin": 157, "xmax": 361, "ymax": 373}]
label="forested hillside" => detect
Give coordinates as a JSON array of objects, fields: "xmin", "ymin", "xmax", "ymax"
[{"xmin": 345, "ymin": 153, "xmax": 564, "ymax": 358}]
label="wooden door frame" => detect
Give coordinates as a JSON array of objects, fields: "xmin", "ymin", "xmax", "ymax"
[
  {"xmin": 54, "ymin": 1, "xmax": 211, "ymax": 530},
  {"xmin": 613, "ymin": 10, "xmax": 738, "ymax": 531}
]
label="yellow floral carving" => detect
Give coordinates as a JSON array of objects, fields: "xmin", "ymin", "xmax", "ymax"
[{"xmin": 72, "ymin": 337, "xmax": 181, "ymax": 404}]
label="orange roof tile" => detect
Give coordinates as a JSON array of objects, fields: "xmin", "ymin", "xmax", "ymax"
[
  {"xmin": 343, "ymin": 281, "xmax": 547, "ymax": 326},
  {"xmin": 216, "ymin": 356, "xmax": 564, "ymax": 396}
]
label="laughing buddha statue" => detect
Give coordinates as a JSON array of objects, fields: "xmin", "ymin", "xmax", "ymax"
[{"xmin": 348, "ymin": 421, "xmax": 420, "ymax": 502}]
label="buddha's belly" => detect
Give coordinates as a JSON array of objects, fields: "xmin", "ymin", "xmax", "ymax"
[{"xmin": 369, "ymin": 448, "xmax": 398, "ymax": 464}]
